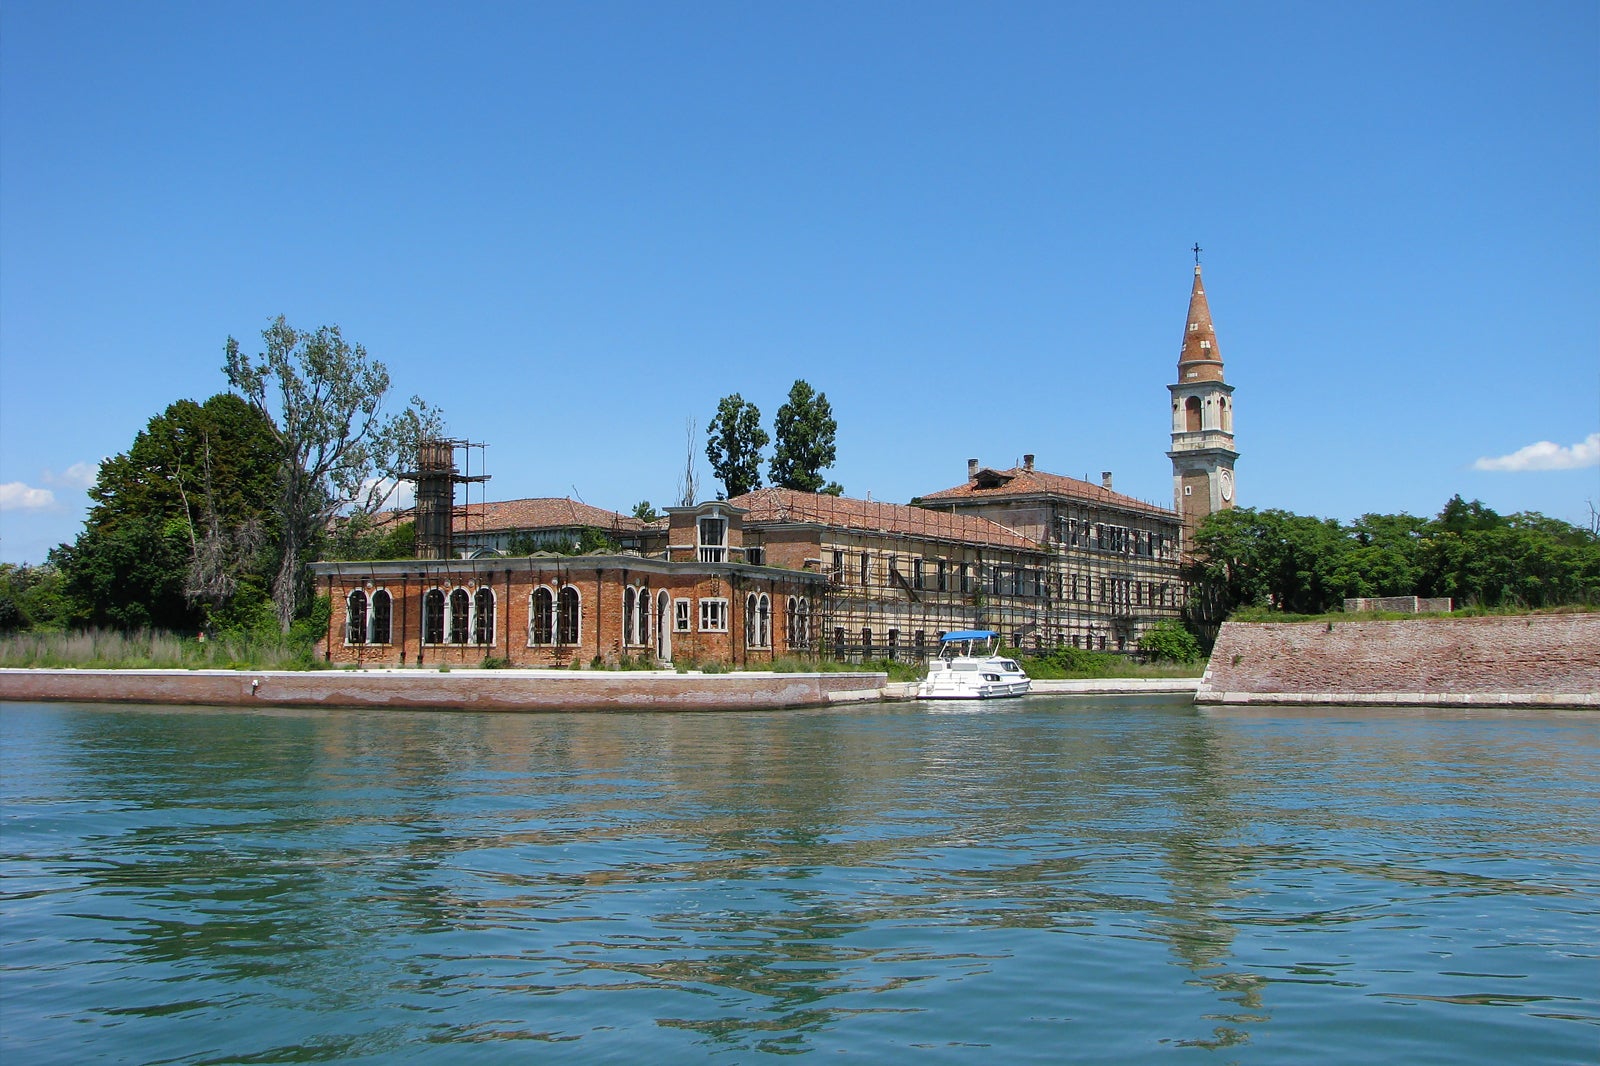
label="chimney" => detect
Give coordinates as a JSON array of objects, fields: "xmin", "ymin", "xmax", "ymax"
[
  {"xmin": 967, "ymin": 458, "xmax": 979, "ymax": 479},
  {"xmin": 1101, "ymin": 471, "xmax": 1114, "ymax": 490},
  {"xmin": 1023, "ymin": 454, "xmax": 1035, "ymax": 471}
]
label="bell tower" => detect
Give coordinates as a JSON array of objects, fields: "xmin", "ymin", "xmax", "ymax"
[{"xmin": 1167, "ymin": 247, "xmax": 1238, "ymax": 544}]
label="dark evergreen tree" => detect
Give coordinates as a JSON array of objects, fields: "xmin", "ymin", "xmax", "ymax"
[
  {"xmin": 769, "ymin": 380, "xmax": 840, "ymax": 494},
  {"xmin": 705, "ymin": 393, "xmax": 768, "ymax": 498}
]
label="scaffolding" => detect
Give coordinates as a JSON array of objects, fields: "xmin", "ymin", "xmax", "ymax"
[{"xmin": 400, "ymin": 438, "xmax": 490, "ymax": 560}]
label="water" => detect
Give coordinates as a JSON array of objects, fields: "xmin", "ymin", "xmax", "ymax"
[{"xmin": 2, "ymin": 696, "xmax": 1596, "ymax": 1064}]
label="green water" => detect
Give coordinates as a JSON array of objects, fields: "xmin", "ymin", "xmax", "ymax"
[{"xmin": 2, "ymin": 697, "xmax": 1596, "ymax": 1063}]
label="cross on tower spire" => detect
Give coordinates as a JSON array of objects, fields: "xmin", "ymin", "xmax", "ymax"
[{"xmin": 1192, "ymin": 242, "xmax": 1202, "ymax": 265}]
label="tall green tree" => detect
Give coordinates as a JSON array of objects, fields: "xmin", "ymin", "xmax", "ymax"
[
  {"xmin": 52, "ymin": 393, "xmax": 280, "ymax": 631},
  {"xmin": 705, "ymin": 393, "xmax": 768, "ymax": 499},
  {"xmin": 769, "ymin": 379, "xmax": 842, "ymax": 494},
  {"xmin": 225, "ymin": 317, "xmax": 441, "ymax": 631}
]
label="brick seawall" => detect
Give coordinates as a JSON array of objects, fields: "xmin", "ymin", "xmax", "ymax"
[
  {"xmin": 1197, "ymin": 614, "xmax": 1600, "ymax": 708},
  {"xmin": 0, "ymin": 668, "xmax": 889, "ymax": 713}
]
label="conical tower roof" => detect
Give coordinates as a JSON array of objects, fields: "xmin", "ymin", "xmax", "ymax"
[{"xmin": 1177, "ymin": 264, "xmax": 1226, "ymax": 383}]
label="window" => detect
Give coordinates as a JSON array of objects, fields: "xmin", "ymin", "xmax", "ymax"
[
  {"xmin": 937, "ymin": 560, "xmax": 948, "ymax": 591},
  {"xmin": 700, "ymin": 598, "xmax": 729, "ymax": 632},
  {"xmin": 787, "ymin": 597, "xmax": 810, "ymax": 649},
  {"xmin": 623, "ymin": 586, "xmax": 650, "ymax": 646},
  {"xmin": 914, "ymin": 630, "xmax": 925, "ymax": 656},
  {"xmin": 887, "ymin": 628, "xmax": 900, "ymax": 660},
  {"xmin": 557, "ymin": 586, "xmax": 581, "ymax": 644},
  {"xmin": 448, "ymin": 589, "xmax": 471, "ymax": 644},
  {"xmin": 530, "ymin": 588, "xmax": 554, "ymax": 645},
  {"xmin": 674, "ymin": 598, "xmax": 691, "ymax": 632},
  {"xmin": 370, "ymin": 590, "xmax": 392, "ymax": 644},
  {"xmin": 745, "ymin": 546, "xmax": 765, "ymax": 566},
  {"xmin": 346, "ymin": 590, "xmax": 368, "ymax": 645},
  {"xmin": 473, "ymin": 588, "xmax": 495, "ymax": 645},
  {"xmin": 745, "ymin": 593, "xmax": 770, "ymax": 648},
  {"xmin": 832, "ymin": 549, "xmax": 845, "ymax": 581},
  {"xmin": 912, "ymin": 558, "xmax": 924, "ymax": 590},
  {"xmin": 859, "ymin": 553, "xmax": 870, "ymax": 586},
  {"xmin": 698, "ymin": 516, "xmax": 727, "ymax": 563},
  {"xmin": 861, "ymin": 627, "xmax": 873, "ymax": 658},
  {"xmin": 834, "ymin": 627, "xmax": 846, "ymax": 658},
  {"xmin": 1199, "ymin": 339, "xmax": 1212, "ymax": 350},
  {"xmin": 424, "ymin": 589, "xmax": 446, "ymax": 645}
]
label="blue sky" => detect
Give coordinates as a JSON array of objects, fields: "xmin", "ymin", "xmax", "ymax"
[{"xmin": 2, "ymin": 2, "xmax": 1596, "ymax": 564}]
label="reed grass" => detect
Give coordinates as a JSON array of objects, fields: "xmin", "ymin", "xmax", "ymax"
[{"xmin": 0, "ymin": 628, "xmax": 324, "ymax": 670}]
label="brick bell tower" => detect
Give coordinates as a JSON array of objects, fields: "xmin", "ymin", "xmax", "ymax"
[{"xmin": 1167, "ymin": 247, "xmax": 1238, "ymax": 546}]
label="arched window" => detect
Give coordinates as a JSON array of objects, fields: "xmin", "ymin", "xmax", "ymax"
[
  {"xmin": 449, "ymin": 589, "xmax": 471, "ymax": 644},
  {"xmin": 623, "ymin": 587, "xmax": 637, "ymax": 645},
  {"xmin": 473, "ymin": 588, "xmax": 495, "ymax": 645},
  {"xmin": 346, "ymin": 590, "xmax": 368, "ymax": 645},
  {"xmin": 370, "ymin": 590, "xmax": 392, "ymax": 644},
  {"xmin": 530, "ymin": 587, "xmax": 554, "ymax": 645},
  {"xmin": 745, "ymin": 593, "xmax": 758, "ymax": 646},
  {"xmin": 637, "ymin": 587, "xmax": 650, "ymax": 645},
  {"xmin": 786, "ymin": 596, "xmax": 798, "ymax": 647},
  {"xmin": 1185, "ymin": 396, "xmax": 1203, "ymax": 432},
  {"xmin": 424, "ymin": 589, "xmax": 446, "ymax": 645},
  {"xmin": 557, "ymin": 586, "xmax": 580, "ymax": 645},
  {"xmin": 757, "ymin": 594, "xmax": 770, "ymax": 649},
  {"xmin": 796, "ymin": 599, "xmax": 809, "ymax": 649}
]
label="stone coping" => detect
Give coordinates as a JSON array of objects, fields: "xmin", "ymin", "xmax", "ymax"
[{"xmin": 0, "ymin": 667, "xmax": 888, "ymax": 713}]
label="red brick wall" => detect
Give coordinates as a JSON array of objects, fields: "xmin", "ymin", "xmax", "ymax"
[{"xmin": 1200, "ymin": 614, "xmax": 1600, "ymax": 704}]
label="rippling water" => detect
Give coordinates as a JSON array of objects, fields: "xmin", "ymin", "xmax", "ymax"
[{"xmin": 2, "ymin": 696, "xmax": 1596, "ymax": 1063}]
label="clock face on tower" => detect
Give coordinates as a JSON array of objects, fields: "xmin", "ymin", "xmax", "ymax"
[{"xmin": 1219, "ymin": 468, "xmax": 1234, "ymax": 502}]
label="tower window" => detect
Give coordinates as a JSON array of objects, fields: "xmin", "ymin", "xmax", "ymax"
[{"xmin": 1200, "ymin": 340, "xmax": 1212, "ymax": 350}]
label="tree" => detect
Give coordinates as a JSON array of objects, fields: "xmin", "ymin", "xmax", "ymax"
[
  {"xmin": 1137, "ymin": 619, "xmax": 1202, "ymax": 664},
  {"xmin": 769, "ymin": 380, "xmax": 840, "ymax": 493},
  {"xmin": 705, "ymin": 393, "xmax": 768, "ymax": 499},
  {"xmin": 632, "ymin": 501, "xmax": 662, "ymax": 522},
  {"xmin": 53, "ymin": 394, "xmax": 281, "ymax": 632},
  {"xmin": 225, "ymin": 317, "xmax": 441, "ymax": 631}
]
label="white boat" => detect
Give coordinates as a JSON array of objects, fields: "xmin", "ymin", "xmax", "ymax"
[{"xmin": 917, "ymin": 629, "xmax": 1031, "ymax": 700}]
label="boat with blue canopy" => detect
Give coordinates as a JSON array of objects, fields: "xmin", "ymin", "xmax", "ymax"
[{"xmin": 917, "ymin": 630, "xmax": 1031, "ymax": 700}]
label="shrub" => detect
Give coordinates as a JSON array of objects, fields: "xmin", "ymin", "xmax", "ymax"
[{"xmin": 1137, "ymin": 620, "xmax": 1202, "ymax": 664}]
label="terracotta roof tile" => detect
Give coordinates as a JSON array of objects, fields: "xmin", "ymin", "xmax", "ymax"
[
  {"xmin": 455, "ymin": 497, "xmax": 647, "ymax": 534},
  {"xmin": 728, "ymin": 488, "xmax": 1039, "ymax": 550},
  {"xmin": 918, "ymin": 468, "xmax": 1176, "ymax": 518}
]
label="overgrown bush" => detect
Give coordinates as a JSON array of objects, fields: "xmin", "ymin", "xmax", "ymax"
[{"xmin": 1136, "ymin": 620, "xmax": 1202, "ymax": 664}]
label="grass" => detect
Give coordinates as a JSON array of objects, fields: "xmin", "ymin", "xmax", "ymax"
[
  {"xmin": 0, "ymin": 627, "xmax": 325, "ymax": 670},
  {"xmin": 1011, "ymin": 648, "xmax": 1206, "ymax": 680},
  {"xmin": 1228, "ymin": 603, "xmax": 1596, "ymax": 625}
]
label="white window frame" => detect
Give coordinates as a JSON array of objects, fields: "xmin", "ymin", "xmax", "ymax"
[
  {"xmin": 674, "ymin": 598, "xmax": 692, "ymax": 633},
  {"xmin": 699, "ymin": 597, "xmax": 729, "ymax": 633}
]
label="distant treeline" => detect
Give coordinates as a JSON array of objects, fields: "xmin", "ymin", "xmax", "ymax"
[{"xmin": 1186, "ymin": 496, "xmax": 1600, "ymax": 619}]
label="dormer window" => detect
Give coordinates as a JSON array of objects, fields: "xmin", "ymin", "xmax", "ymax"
[{"xmin": 697, "ymin": 515, "xmax": 727, "ymax": 563}]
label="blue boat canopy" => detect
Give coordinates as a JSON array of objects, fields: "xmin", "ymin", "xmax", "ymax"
[{"xmin": 940, "ymin": 630, "xmax": 997, "ymax": 642}]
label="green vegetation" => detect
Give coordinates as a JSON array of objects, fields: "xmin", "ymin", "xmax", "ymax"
[
  {"xmin": 1013, "ymin": 645, "xmax": 1206, "ymax": 680},
  {"xmin": 1135, "ymin": 619, "xmax": 1203, "ymax": 664},
  {"xmin": 705, "ymin": 393, "xmax": 769, "ymax": 498},
  {"xmin": 1189, "ymin": 496, "xmax": 1600, "ymax": 620},
  {"xmin": 770, "ymin": 380, "xmax": 843, "ymax": 495},
  {"xmin": 0, "ymin": 626, "xmax": 325, "ymax": 671},
  {"xmin": 224, "ymin": 316, "xmax": 441, "ymax": 630}
]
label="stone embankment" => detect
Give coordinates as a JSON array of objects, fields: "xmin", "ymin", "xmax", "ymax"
[
  {"xmin": 0, "ymin": 668, "xmax": 888, "ymax": 713},
  {"xmin": 1197, "ymin": 613, "xmax": 1600, "ymax": 708}
]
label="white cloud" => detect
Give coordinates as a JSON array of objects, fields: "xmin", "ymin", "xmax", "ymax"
[
  {"xmin": 0, "ymin": 482, "xmax": 57, "ymax": 511},
  {"xmin": 50, "ymin": 461, "xmax": 100, "ymax": 490},
  {"xmin": 1474, "ymin": 433, "xmax": 1600, "ymax": 472}
]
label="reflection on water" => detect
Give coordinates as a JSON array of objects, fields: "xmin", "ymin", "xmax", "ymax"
[{"xmin": 2, "ymin": 698, "xmax": 1597, "ymax": 1063}]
